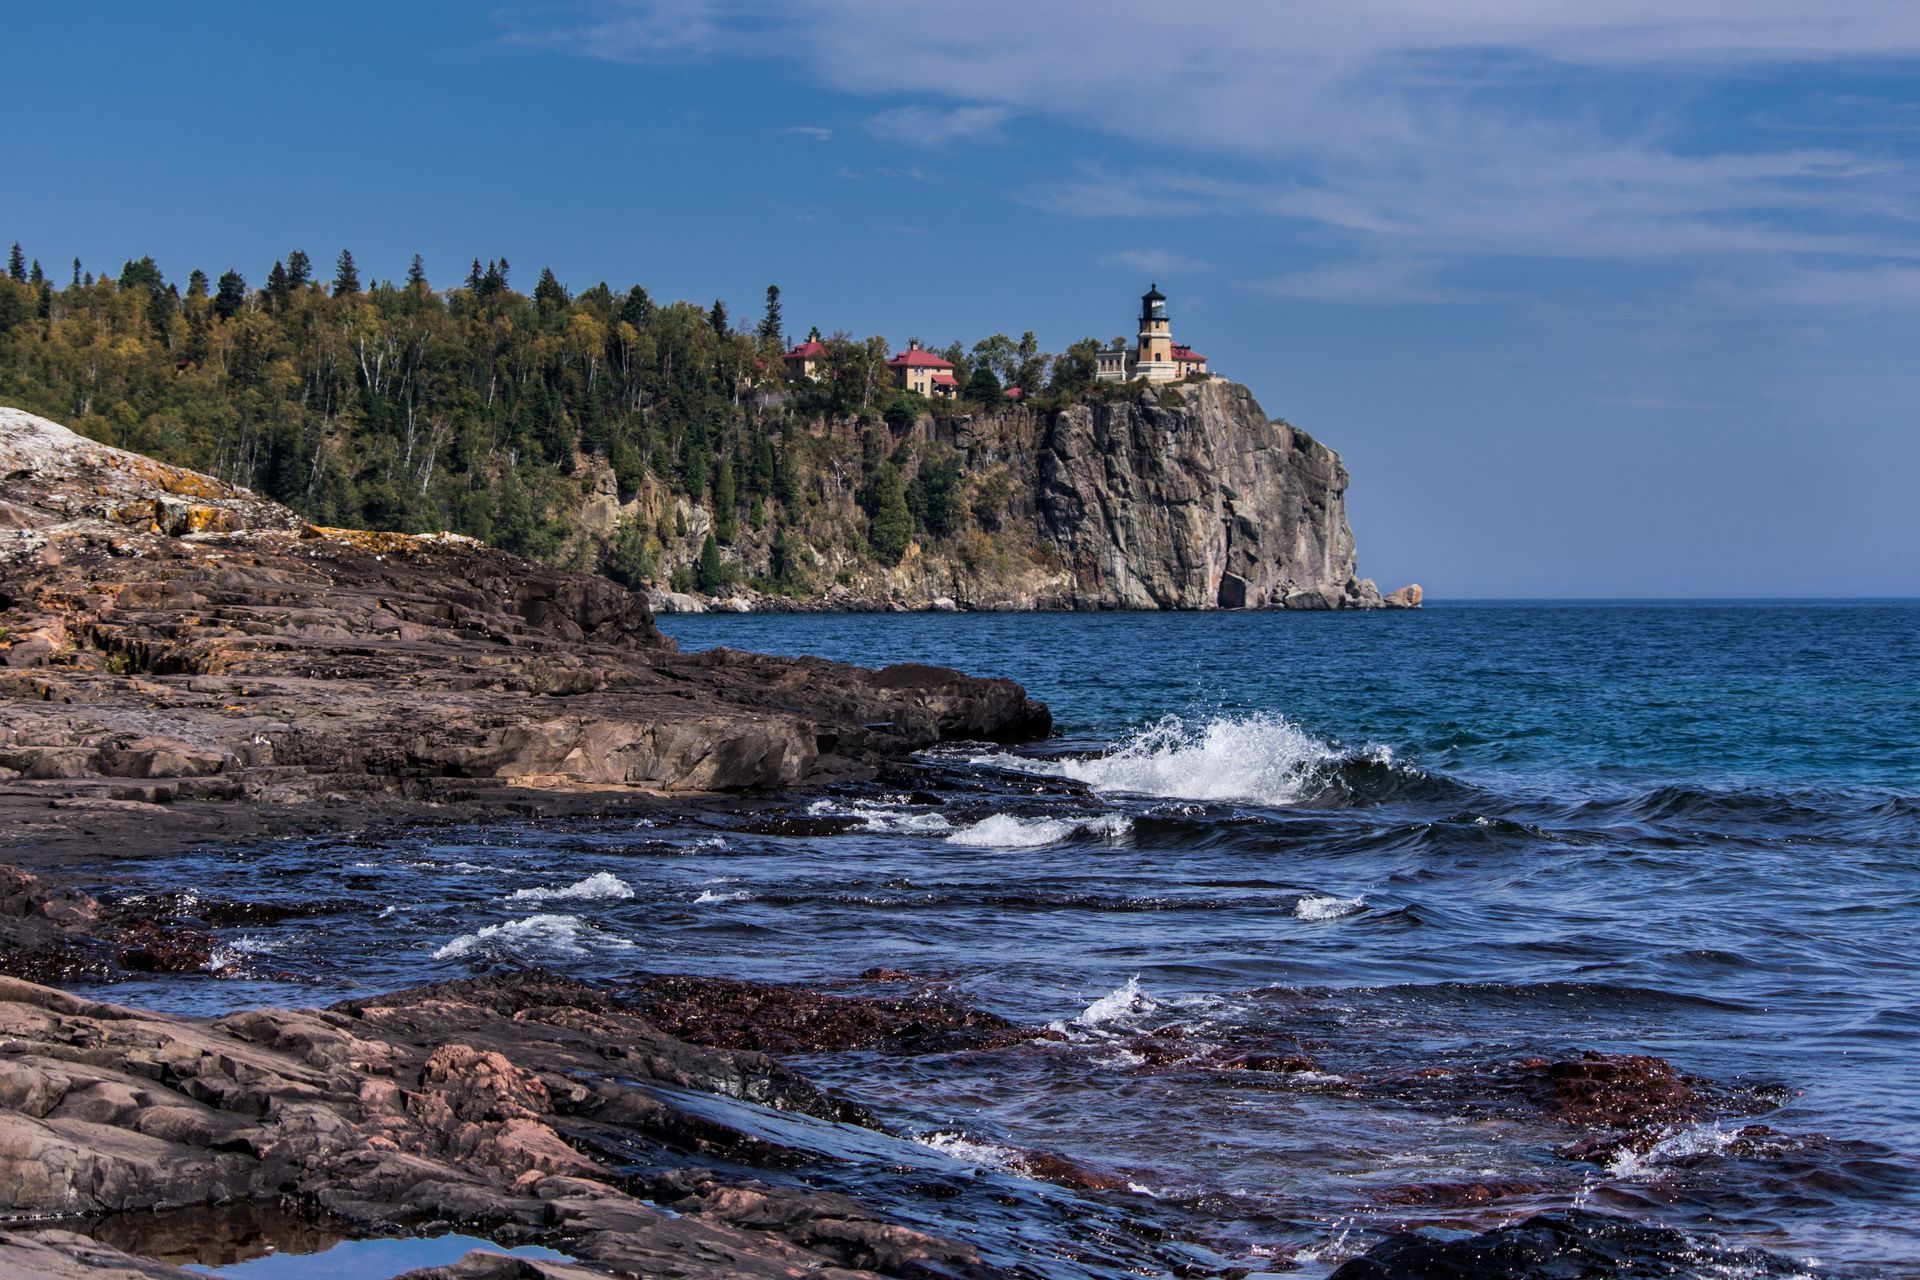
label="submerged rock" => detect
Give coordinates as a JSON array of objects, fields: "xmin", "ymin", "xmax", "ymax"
[{"xmin": 1329, "ymin": 1208, "xmax": 1815, "ymax": 1280}]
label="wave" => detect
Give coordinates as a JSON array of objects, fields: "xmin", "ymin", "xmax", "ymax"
[
  {"xmin": 692, "ymin": 889, "xmax": 754, "ymax": 904},
  {"xmin": 979, "ymin": 714, "xmax": 1428, "ymax": 808},
  {"xmin": 1058, "ymin": 975, "xmax": 1160, "ymax": 1031},
  {"xmin": 432, "ymin": 913, "xmax": 635, "ymax": 961},
  {"xmin": 807, "ymin": 798, "xmax": 954, "ymax": 835},
  {"xmin": 1294, "ymin": 893, "xmax": 1366, "ymax": 921},
  {"xmin": 945, "ymin": 813, "xmax": 1133, "ymax": 849},
  {"xmin": 508, "ymin": 871, "xmax": 634, "ymax": 903}
]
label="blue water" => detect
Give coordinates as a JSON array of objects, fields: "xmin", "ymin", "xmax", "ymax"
[{"xmin": 71, "ymin": 602, "xmax": 1920, "ymax": 1277}]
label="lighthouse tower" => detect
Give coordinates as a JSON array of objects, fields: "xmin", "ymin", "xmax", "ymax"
[{"xmin": 1135, "ymin": 283, "xmax": 1175, "ymax": 379}]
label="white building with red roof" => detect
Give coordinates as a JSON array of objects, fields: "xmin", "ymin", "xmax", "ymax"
[
  {"xmin": 888, "ymin": 341, "xmax": 959, "ymax": 399},
  {"xmin": 1094, "ymin": 284, "xmax": 1215, "ymax": 384}
]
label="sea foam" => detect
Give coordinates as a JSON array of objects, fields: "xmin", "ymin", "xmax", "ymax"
[
  {"xmin": 432, "ymin": 913, "xmax": 634, "ymax": 961},
  {"xmin": 1001, "ymin": 714, "xmax": 1367, "ymax": 806},
  {"xmin": 945, "ymin": 812, "xmax": 1132, "ymax": 849},
  {"xmin": 1294, "ymin": 893, "xmax": 1366, "ymax": 921},
  {"xmin": 508, "ymin": 871, "xmax": 635, "ymax": 903}
]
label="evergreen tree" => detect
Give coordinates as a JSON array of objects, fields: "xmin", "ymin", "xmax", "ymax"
[
  {"xmin": 406, "ymin": 254, "xmax": 427, "ymax": 291},
  {"xmin": 35, "ymin": 282, "xmax": 51, "ymax": 321},
  {"xmin": 758, "ymin": 285, "xmax": 782, "ymax": 344},
  {"xmin": 286, "ymin": 250, "xmax": 312, "ymax": 289},
  {"xmin": 534, "ymin": 267, "xmax": 568, "ymax": 318},
  {"xmin": 601, "ymin": 520, "xmax": 656, "ymax": 589},
  {"xmin": 709, "ymin": 298, "xmax": 729, "ymax": 337},
  {"xmin": 186, "ymin": 269, "xmax": 209, "ymax": 299},
  {"xmin": 332, "ymin": 249, "xmax": 360, "ymax": 295},
  {"xmin": 213, "ymin": 270, "xmax": 248, "ymax": 320},
  {"xmin": 70, "ymin": 258, "xmax": 81, "ymax": 288},
  {"xmin": 467, "ymin": 258, "xmax": 484, "ymax": 292},
  {"xmin": 963, "ymin": 362, "xmax": 1001, "ymax": 402},
  {"xmin": 264, "ymin": 260, "xmax": 289, "ymax": 309},
  {"xmin": 866, "ymin": 464, "xmax": 912, "ymax": 565},
  {"xmin": 694, "ymin": 532, "xmax": 725, "ymax": 593},
  {"xmin": 6, "ymin": 243, "xmax": 24, "ymax": 282},
  {"xmin": 908, "ymin": 449, "xmax": 963, "ymax": 538},
  {"xmin": 27, "ymin": 260, "xmax": 43, "ymax": 285},
  {"xmin": 618, "ymin": 285, "xmax": 653, "ymax": 330}
]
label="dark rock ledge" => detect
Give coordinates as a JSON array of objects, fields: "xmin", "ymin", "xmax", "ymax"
[{"xmin": 0, "ymin": 408, "xmax": 1049, "ymax": 861}]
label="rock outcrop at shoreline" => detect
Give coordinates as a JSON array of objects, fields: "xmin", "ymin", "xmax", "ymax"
[{"xmin": 0, "ymin": 408, "xmax": 1048, "ymax": 856}]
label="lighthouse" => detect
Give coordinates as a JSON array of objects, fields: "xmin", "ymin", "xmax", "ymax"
[{"xmin": 1093, "ymin": 285, "xmax": 1214, "ymax": 384}]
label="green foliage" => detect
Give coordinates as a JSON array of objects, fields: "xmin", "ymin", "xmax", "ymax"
[
  {"xmin": 600, "ymin": 519, "xmax": 657, "ymax": 589},
  {"xmin": 963, "ymin": 362, "xmax": 1001, "ymax": 403},
  {"xmin": 908, "ymin": 447, "xmax": 963, "ymax": 539},
  {"xmin": 865, "ymin": 463, "xmax": 913, "ymax": 565},
  {"xmin": 0, "ymin": 245, "xmax": 1134, "ymax": 595},
  {"xmin": 694, "ymin": 532, "xmax": 727, "ymax": 592}
]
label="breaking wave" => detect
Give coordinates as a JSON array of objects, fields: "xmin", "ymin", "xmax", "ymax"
[
  {"xmin": 1294, "ymin": 893, "xmax": 1367, "ymax": 921},
  {"xmin": 432, "ymin": 913, "xmax": 635, "ymax": 961},
  {"xmin": 946, "ymin": 813, "xmax": 1133, "ymax": 849},
  {"xmin": 508, "ymin": 871, "xmax": 635, "ymax": 902},
  {"xmin": 807, "ymin": 798, "xmax": 954, "ymax": 835}
]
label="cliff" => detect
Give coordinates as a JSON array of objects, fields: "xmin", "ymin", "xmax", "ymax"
[
  {"xmin": 0, "ymin": 407, "xmax": 1048, "ymax": 856},
  {"xmin": 627, "ymin": 381, "xmax": 1411, "ymax": 613}
]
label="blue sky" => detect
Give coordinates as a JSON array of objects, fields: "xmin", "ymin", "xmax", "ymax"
[{"xmin": 9, "ymin": 1, "xmax": 1920, "ymax": 597}]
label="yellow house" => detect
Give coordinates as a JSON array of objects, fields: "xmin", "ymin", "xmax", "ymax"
[
  {"xmin": 888, "ymin": 341, "xmax": 959, "ymax": 399},
  {"xmin": 1094, "ymin": 284, "xmax": 1215, "ymax": 384},
  {"xmin": 781, "ymin": 338, "xmax": 826, "ymax": 382}
]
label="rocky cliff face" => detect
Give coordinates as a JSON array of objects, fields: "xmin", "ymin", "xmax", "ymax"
[
  {"xmin": 1034, "ymin": 381, "xmax": 1382, "ymax": 610},
  {"xmin": 643, "ymin": 381, "xmax": 1407, "ymax": 613}
]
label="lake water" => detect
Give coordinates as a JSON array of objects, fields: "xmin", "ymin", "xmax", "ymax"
[{"xmin": 71, "ymin": 602, "xmax": 1920, "ymax": 1277}]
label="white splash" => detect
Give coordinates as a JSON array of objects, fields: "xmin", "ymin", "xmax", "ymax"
[
  {"xmin": 944, "ymin": 812, "xmax": 1132, "ymax": 849},
  {"xmin": 1605, "ymin": 1123, "xmax": 1742, "ymax": 1180},
  {"xmin": 1055, "ymin": 975, "xmax": 1160, "ymax": 1033},
  {"xmin": 692, "ymin": 889, "xmax": 753, "ymax": 904},
  {"xmin": 1294, "ymin": 893, "xmax": 1366, "ymax": 921},
  {"xmin": 807, "ymin": 798, "xmax": 954, "ymax": 835},
  {"xmin": 915, "ymin": 1131, "xmax": 1023, "ymax": 1170},
  {"xmin": 1000, "ymin": 714, "xmax": 1360, "ymax": 806},
  {"xmin": 508, "ymin": 871, "xmax": 635, "ymax": 903},
  {"xmin": 432, "ymin": 913, "xmax": 634, "ymax": 961}
]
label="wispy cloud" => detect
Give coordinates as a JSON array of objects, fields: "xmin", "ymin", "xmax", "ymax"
[
  {"xmin": 515, "ymin": 1, "xmax": 1920, "ymax": 303},
  {"xmin": 1103, "ymin": 249, "xmax": 1211, "ymax": 277},
  {"xmin": 1257, "ymin": 258, "xmax": 1467, "ymax": 305},
  {"xmin": 780, "ymin": 124, "xmax": 833, "ymax": 141},
  {"xmin": 866, "ymin": 104, "xmax": 1011, "ymax": 146}
]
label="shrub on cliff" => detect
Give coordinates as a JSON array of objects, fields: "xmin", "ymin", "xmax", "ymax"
[{"xmin": 866, "ymin": 465, "xmax": 913, "ymax": 566}]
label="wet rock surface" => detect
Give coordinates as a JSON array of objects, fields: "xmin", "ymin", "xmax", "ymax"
[
  {"xmin": 0, "ymin": 970, "xmax": 993, "ymax": 1278},
  {"xmin": 0, "ymin": 408, "xmax": 1049, "ymax": 861},
  {"xmin": 1328, "ymin": 1208, "xmax": 1815, "ymax": 1279},
  {"xmin": 632, "ymin": 973, "xmax": 1048, "ymax": 1055}
]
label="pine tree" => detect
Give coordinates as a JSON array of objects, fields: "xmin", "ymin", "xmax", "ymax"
[
  {"xmin": 265, "ymin": 260, "xmax": 289, "ymax": 309},
  {"xmin": 6, "ymin": 243, "xmax": 24, "ymax": 282},
  {"xmin": 186, "ymin": 268, "xmax": 209, "ymax": 299},
  {"xmin": 709, "ymin": 298, "xmax": 729, "ymax": 337},
  {"xmin": 534, "ymin": 267, "xmax": 567, "ymax": 316},
  {"xmin": 286, "ymin": 250, "xmax": 312, "ymax": 289},
  {"xmin": 758, "ymin": 284, "xmax": 782, "ymax": 344},
  {"xmin": 619, "ymin": 285, "xmax": 653, "ymax": 330},
  {"xmin": 213, "ymin": 270, "xmax": 248, "ymax": 320},
  {"xmin": 35, "ymin": 282, "xmax": 51, "ymax": 321},
  {"xmin": 406, "ymin": 254, "xmax": 427, "ymax": 291},
  {"xmin": 694, "ymin": 532, "xmax": 725, "ymax": 593},
  {"xmin": 28, "ymin": 260, "xmax": 43, "ymax": 285},
  {"xmin": 333, "ymin": 249, "xmax": 360, "ymax": 295},
  {"xmin": 866, "ymin": 464, "xmax": 912, "ymax": 565},
  {"xmin": 467, "ymin": 258, "xmax": 484, "ymax": 292},
  {"xmin": 70, "ymin": 258, "xmax": 81, "ymax": 288}
]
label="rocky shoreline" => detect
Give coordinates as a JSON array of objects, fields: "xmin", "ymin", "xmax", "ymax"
[
  {"xmin": 0, "ymin": 860, "xmax": 1822, "ymax": 1279},
  {"xmin": 0, "ymin": 408, "xmax": 1047, "ymax": 861}
]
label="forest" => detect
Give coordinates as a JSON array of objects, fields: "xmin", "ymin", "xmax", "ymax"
[{"xmin": 0, "ymin": 242, "xmax": 1127, "ymax": 594}]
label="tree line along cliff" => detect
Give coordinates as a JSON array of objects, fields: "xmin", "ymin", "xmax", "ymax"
[{"xmin": 0, "ymin": 245, "xmax": 1406, "ymax": 610}]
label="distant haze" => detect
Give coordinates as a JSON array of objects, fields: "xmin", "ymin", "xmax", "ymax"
[{"xmin": 7, "ymin": 2, "xmax": 1918, "ymax": 597}]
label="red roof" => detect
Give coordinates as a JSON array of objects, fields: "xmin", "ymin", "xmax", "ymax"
[
  {"xmin": 783, "ymin": 339, "xmax": 827, "ymax": 360},
  {"xmin": 1004, "ymin": 386, "xmax": 1024, "ymax": 399},
  {"xmin": 888, "ymin": 348, "xmax": 954, "ymax": 369},
  {"xmin": 1172, "ymin": 344, "xmax": 1208, "ymax": 363},
  {"xmin": 930, "ymin": 372, "xmax": 959, "ymax": 386}
]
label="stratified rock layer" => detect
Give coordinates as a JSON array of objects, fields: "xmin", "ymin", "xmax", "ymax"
[{"xmin": 0, "ymin": 408, "xmax": 1048, "ymax": 856}]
